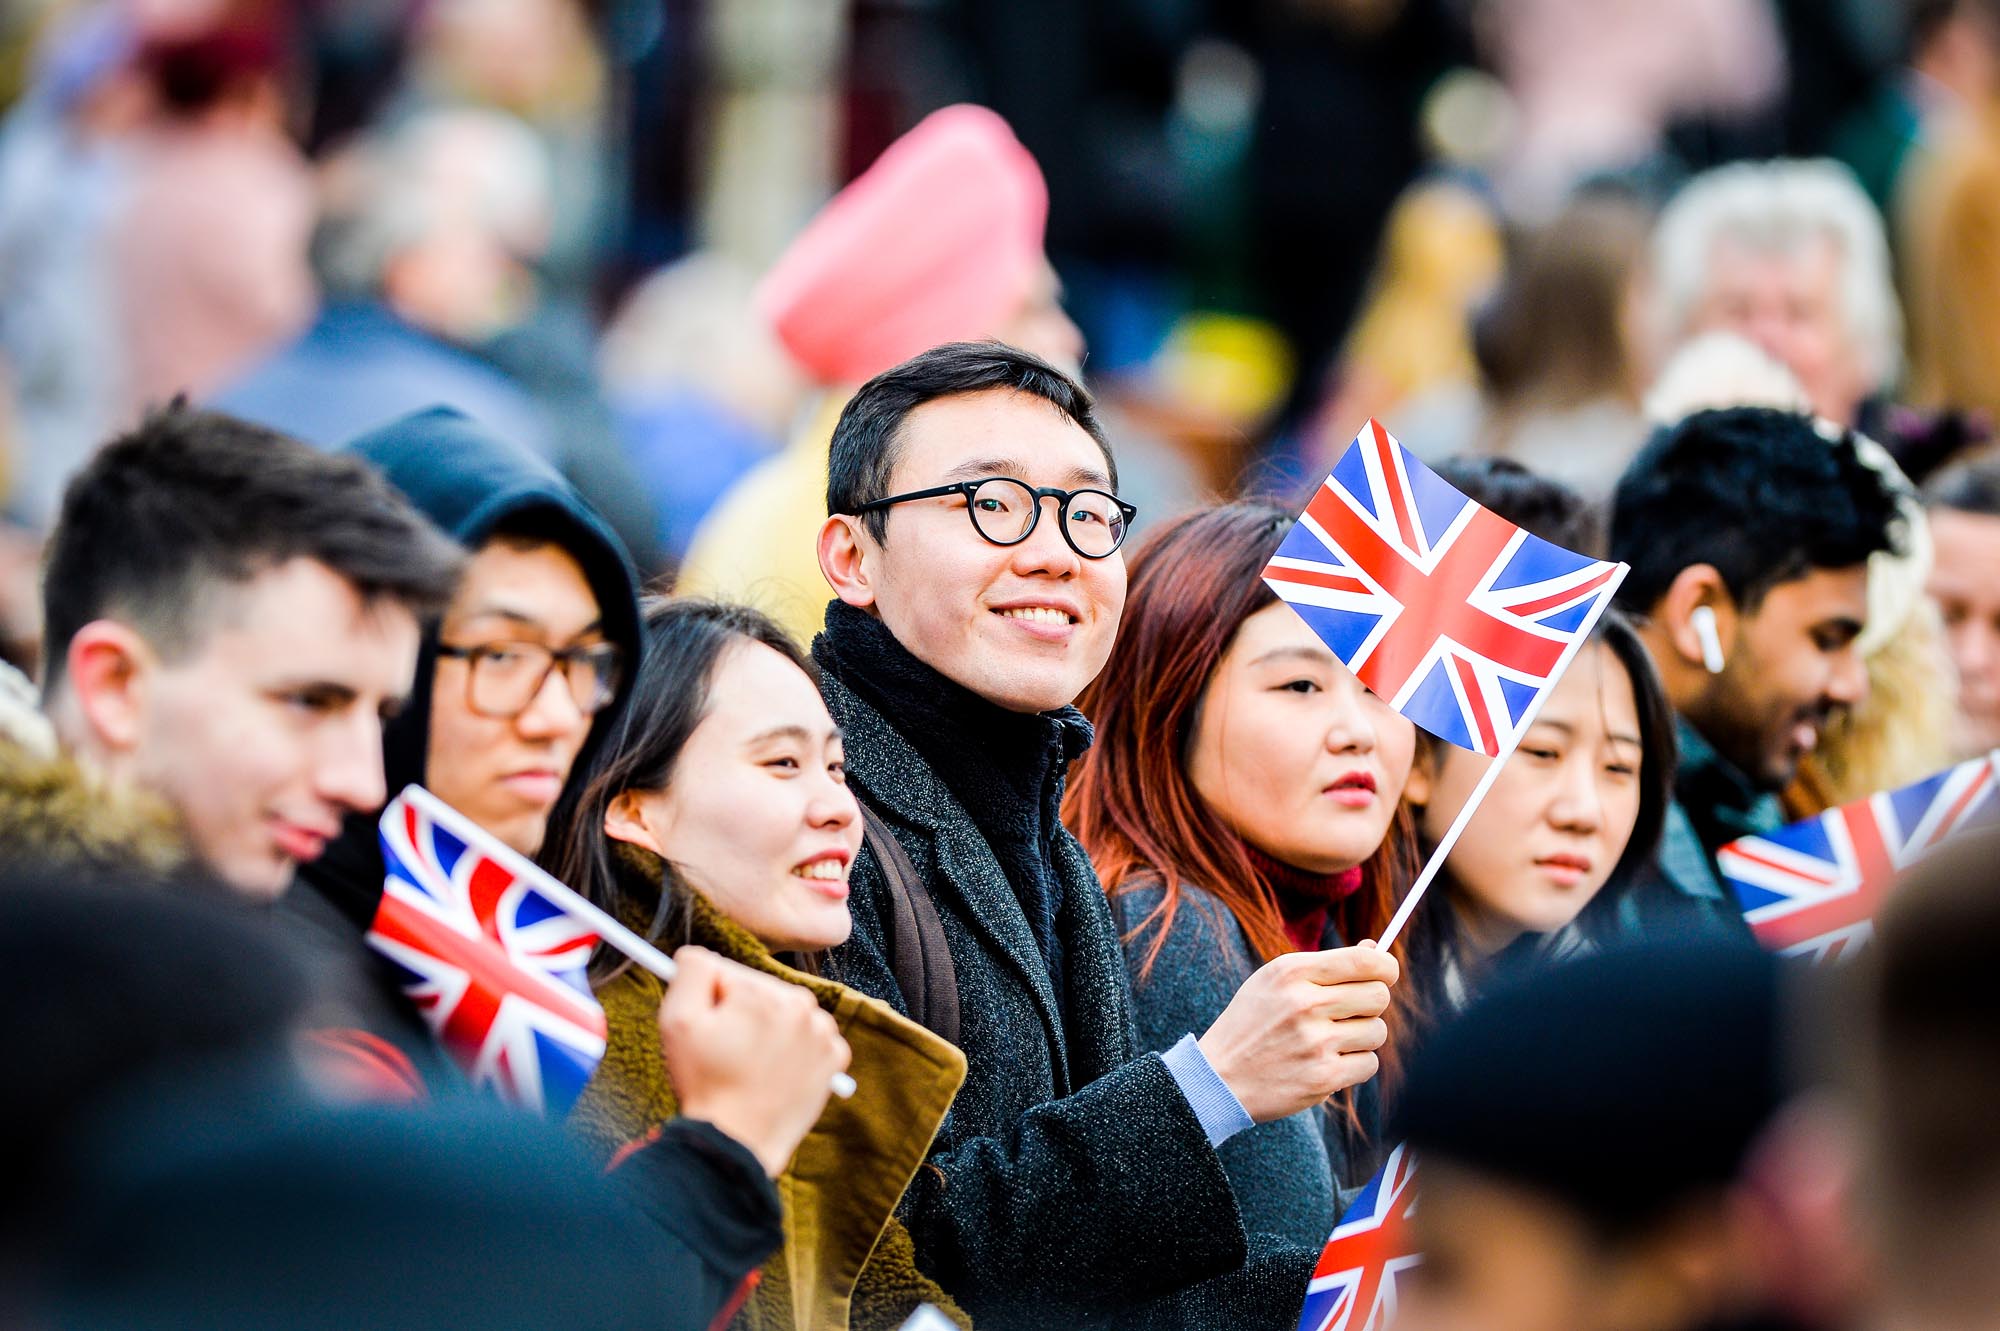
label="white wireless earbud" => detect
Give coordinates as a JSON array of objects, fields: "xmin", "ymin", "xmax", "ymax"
[{"xmin": 1690, "ymin": 604, "xmax": 1726, "ymax": 674}]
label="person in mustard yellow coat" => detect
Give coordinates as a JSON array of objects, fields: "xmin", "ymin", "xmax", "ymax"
[{"xmin": 549, "ymin": 597, "xmax": 969, "ymax": 1331}]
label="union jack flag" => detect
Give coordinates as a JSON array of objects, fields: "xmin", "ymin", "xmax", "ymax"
[
  {"xmin": 1718, "ymin": 754, "xmax": 2000, "ymax": 964},
  {"xmin": 1298, "ymin": 1144, "xmax": 1421, "ymax": 1331},
  {"xmin": 1265, "ymin": 420, "xmax": 1626, "ymax": 754},
  {"xmin": 367, "ymin": 785, "xmax": 607, "ymax": 1115}
]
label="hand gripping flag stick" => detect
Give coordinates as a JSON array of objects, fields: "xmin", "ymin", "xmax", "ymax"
[
  {"xmin": 391, "ymin": 785, "xmax": 856, "ymax": 1099},
  {"xmin": 1373, "ymin": 565, "xmax": 1625, "ymax": 947},
  {"xmin": 1263, "ymin": 419, "xmax": 1631, "ymax": 951}
]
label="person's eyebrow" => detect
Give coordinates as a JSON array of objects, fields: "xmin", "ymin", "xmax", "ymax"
[
  {"xmin": 941, "ymin": 456, "xmax": 1025, "ymax": 483},
  {"xmin": 745, "ymin": 723, "xmax": 833, "ymax": 747},
  {"xmin": 452, "ymin": 605, "xmax": 605, "ymax": 639},
  {"xmin": 1608, "ymin": 730, "xmax": 1643, "ymax": 748},
  {"xmin": 269, "ymin": 678, "xmax": 359, "ymax": 701},
  {"xmin": 1248, "ymin": 645, "xmax": 1335, "ymax": 669},
  {"xmin": 1064, "ymin": 463, "xmax": 1113, "ymax": 489},
  {"xmin": 1527, "ymin": 719, "xmax": 1576, "ymax": 736}
]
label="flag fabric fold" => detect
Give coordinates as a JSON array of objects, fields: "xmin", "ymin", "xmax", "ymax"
[
  {"xmin": 1264, "ymin": 419, "xmax": 1625, "ymax": 755},
  {"xmin": 1298, "ymin": 1143, "xmax": 1421, "ymax": 1331},
  {"xmin": 1719, "ymin": 752, "xmax": 2000, "ymax": 964},
  {"xmin": 367, "ymin": 785, "xmax": 608, "ymax": 1116}
]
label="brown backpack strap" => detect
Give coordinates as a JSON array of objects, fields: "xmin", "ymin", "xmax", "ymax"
[{"xmin": 860, "ymin": 802, "xmax": 960, "ymax": 1047}]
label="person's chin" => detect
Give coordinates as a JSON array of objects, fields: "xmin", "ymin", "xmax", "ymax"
[
  {"xmin": 777, "ymin": 908, "xmax": 853, "ymax": 954},
  {"xmin": 222, "ymin": 849, "xmax": 296, "ymax": 902},
  {"xmin": 486, "ymin": 808, "xmax": 551, "ymax": 859},
  {"xmin": 1965, "ymin": 713, "xmax": 2000, "ymax": 755},
  {"xmin": 1760, "ymin": 747, "xmax": 1808, "ymax": 791},
  {"xmin": 971, "ymin": 667, "xmax": 1083, "ymax": 715}
]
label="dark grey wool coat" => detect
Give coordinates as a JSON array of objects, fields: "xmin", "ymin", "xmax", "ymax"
[{"xmin": 820, "ymin": 672, "xmax": 1320, "ymax": 1330}]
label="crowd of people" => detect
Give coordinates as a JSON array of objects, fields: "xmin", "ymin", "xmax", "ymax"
[{"xmin": 9, "ymin": 2, "xmax": 2000, "ymax": 1330}]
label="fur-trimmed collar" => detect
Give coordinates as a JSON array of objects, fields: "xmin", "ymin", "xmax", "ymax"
[{"xmin": 0, "ymin": 740, "xmax": 188, "ymax": 879}]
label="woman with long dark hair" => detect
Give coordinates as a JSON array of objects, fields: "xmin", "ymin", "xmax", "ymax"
[
  {"xmin": 545, "ymin": 597, "xmax": 969, "ymax": 1331},
  {"xmin": 1399, "ymin": 458, "xmax": 1676, "ymax": 1024},
  {"xmin": 1066, "ymin": 500, "xmax": 1417, "ymax": 1243}
]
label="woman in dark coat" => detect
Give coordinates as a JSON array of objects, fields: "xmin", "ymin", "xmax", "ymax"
[{"xmin": 1066, "ymin": 500, "xmax": 1420, "ymax": 1243}]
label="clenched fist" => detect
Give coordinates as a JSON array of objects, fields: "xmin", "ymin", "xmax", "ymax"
[
  {"xmin": 658, "ymin": 946, "xmax": 852, "ymax": 1177},
  {"xmin": 1197, "ymin": 944, "xmax": 1398, "ymax": 1124}
]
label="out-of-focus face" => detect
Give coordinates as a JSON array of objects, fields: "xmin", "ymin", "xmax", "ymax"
[
  {"xmin": 1687, "ymin": 568, "xmax": 1871, "ymax": 790},
  {"xmin": 132, "ymin": 558, "xmax": 420, "ymax": 899},
  {"xmin": 1689, "ymin": 234, "xmax": 1870, "ymax": 426},
  {"xmin": 1926, "ymin": 507, "xmax": 2000, "ymax": 755},
  {"xmin": 993, "ymin": 258, "xmax": 1086, "ymax": 378},
  {"xmin": 1411, "ymin": 643, "xmax": 1643, "ymax": 954},
  {"xmin": 427, "ymin": 538, "xmax": 605, "ymax": 856},
  {"xmin": 856, "ymin": 388, "xmax": 1127, "ymax": 714},
  {"xmin": 1188, "ymin": 601, "xmax": 1416, "ymax": 875},
  {"xmin": 617, "ymin": 641, "xmax": 861, "ymax": 953},
  {"xmin": 1400, "ymin": 1159, "xmax": 1698, "ymax": 1331}
]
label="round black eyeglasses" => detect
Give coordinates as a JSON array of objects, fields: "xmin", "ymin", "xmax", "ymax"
[{"xmin": 854, "ymin": 477, "xmax": 1137, "ymax": 558}]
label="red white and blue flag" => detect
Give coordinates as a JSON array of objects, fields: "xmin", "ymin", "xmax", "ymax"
[
  {"xmin": 1718, "ymin": 753, "xmax": 2000, "ymax": 965},
  {"xmin": 367, "ymin": 785, "xmax": 608, "ymax": 1116},
  {"xmin": 1265, "ymin": 420, "xmax": 1625, "ymax": 755},
  {"xmin": 1298, "ymin": 1144, "xmax": 1421, "ymax": 1331}
]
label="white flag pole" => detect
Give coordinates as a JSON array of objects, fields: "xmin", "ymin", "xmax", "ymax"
[
  {"xmin": 396, "ymin": 785, "xmax": 856, "ymax": 1098},
  {"xmin": 1374, "ymin": 563, "xmax": 1630, "ymax": 950}
]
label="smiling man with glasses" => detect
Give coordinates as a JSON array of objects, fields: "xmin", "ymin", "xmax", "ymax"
[{"xmin": 812, "ymin": 342, "xmax": 1398, "ymax": 1329}]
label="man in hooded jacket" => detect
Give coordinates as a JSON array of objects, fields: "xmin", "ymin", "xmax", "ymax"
[{"xmin": 276, "ymin": 407, "xmax": 854, "ymax": 1329}]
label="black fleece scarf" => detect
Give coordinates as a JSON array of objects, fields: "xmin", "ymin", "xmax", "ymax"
[{"xmin": 813, "ymin": 599, "xmax": 1092, "ymax": 1011}]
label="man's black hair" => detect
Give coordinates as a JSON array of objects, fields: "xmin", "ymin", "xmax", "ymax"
[
  {"xmin": 41, "ymin": 402, "xmax": 465, "ymax": 692},
  {"xmin": 825, "ymin": 340, "xmax": 1116, "ymax": 543},
  {"xmin": 1609, "ymin": 406, "xmax": 1904, "ymax": 615},
  {"xmin": 1923, "ymin": 446, "xmax": 2000, "ymax": 518}
]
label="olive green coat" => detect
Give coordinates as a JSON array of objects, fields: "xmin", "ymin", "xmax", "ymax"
[{"xmin": 570, "ymin": 846, "xmax": 971, "ymax": 1331}]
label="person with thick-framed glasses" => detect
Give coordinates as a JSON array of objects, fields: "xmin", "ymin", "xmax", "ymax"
[
  {"xmin": 855, "ymin": 477, "xmax": 1136, "ymax": 559},
  {"xmin": 433, "ymin": 638, "xmax": 626, "ymax": 720},
  {"xmin": 808, "ymin": 342, "xmax": 1395, "ymax": 1330}
]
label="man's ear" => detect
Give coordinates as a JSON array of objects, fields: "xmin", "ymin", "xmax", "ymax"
[
  {"xmin": 1659, "ymin": 564, "xmax": 1738, "ymax": 672},
  {"xmin": 604, "ymin": 789, "xmax": 665, "ymax": 855},
  {"xmin": 817, "ymin": 513, "xmax": 878, "ymax": 609},
  {"xmin": 63, "ymin": 620, "xmax": 154, "ymax": 755}
]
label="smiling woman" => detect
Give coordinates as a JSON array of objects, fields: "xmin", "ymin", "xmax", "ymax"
[{"xmin": 546, "ymin": 597, "xmax": 969, "ymax": 1331}]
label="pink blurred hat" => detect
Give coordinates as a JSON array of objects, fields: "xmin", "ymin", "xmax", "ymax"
[{"xmin": 756, "ymin": 104, "xmax": 1049, "ymax": 385}]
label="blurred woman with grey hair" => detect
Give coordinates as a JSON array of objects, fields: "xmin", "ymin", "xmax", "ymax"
[{"xmin": 1644, "ymin": 158, "xmax": 1903, "ymax": 430}]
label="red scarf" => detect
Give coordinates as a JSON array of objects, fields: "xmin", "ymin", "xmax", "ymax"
[{"xmin": 1244, "ymin": 843, "xmax": 1364, "ymax": 951}]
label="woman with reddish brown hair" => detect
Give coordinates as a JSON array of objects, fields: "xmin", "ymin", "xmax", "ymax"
[{"xmin": 1066, "ymin": 500, "xmax": 1418, "ymax": 1244}]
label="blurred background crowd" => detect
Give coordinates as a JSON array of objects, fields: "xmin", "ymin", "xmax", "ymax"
[
  {"xmin": 16, "ymin": 4, "xmax": 2000, "ymax": 1328},
  {"xmin": 5, "ymin": 0, "xmax": 2000, "ymax": 659}
]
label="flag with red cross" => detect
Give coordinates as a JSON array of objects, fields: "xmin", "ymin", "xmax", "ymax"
[{"xmin": 1264, "ymin": 420, "xmax": 1625, "ymax": 755}]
